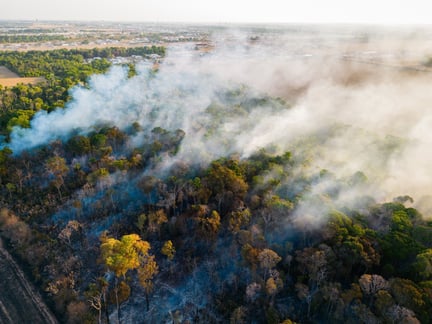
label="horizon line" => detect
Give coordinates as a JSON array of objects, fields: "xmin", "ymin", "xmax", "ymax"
[{"xmin": 1, "ymin": 18, "xmax": 432, "ymax": 27}]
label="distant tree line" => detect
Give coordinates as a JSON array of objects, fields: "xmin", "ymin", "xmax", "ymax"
[
  {"xmin": 0, "ymin": 34, "xmax": 68, "ymax": 43},
  {"xmin": 0, "ymin": 46, "xmax": 164, "ymax": 79}
]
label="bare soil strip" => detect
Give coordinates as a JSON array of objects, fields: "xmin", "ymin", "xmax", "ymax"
[{"xmin": 0, "ymin": 77, "xmax": 46, "ymax": 87}]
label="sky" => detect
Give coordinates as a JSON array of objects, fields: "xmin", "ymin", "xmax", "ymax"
[{"xmin": 1, "ymin": 0, "xmax": 431, "ymax": 24}]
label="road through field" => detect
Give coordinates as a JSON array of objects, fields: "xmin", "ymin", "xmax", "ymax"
[{"xmin": 0, "ymin": 239, "xmax": 58, "ymax": 324}]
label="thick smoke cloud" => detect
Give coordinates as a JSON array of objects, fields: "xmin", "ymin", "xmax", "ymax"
[{"xmin": 6, "ymin": 25, "xmax": 432, "ymax": 214}]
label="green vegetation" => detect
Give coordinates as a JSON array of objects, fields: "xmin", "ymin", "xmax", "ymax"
[{"xmin": 0, "ymin": 46, "xmax": 164, "ymax": 137}]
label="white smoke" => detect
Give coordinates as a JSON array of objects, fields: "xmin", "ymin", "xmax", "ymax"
[{"xmin": 6, "ymin": 25, "xmax": 432, "ymax": 213}]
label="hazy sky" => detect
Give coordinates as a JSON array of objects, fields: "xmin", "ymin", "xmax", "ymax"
[{"xmin": 1, "ymin": 0, "xmax": 431, "ymax": 24}]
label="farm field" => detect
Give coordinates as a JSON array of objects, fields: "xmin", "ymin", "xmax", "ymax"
[
  {"xmin": 0, "ymin": 66, "xmax": 45, "ymax": 87},
  {"xmin": 0, "ymin": 66, "xmax": 19, "ymax": 78}
]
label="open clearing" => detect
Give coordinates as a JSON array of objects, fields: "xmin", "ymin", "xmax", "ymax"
[
  {"xmin": 0, "ymin": 77, "xmax": 46, "ymax": 87},
  {"xmin": 0, "ymin": 66, "xmax": 45, "ymax": 87},
  {"xmin": 0, "ymin": 66, "xmax": 19, "ymax": 78}
]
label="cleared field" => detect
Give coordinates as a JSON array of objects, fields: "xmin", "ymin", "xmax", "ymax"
[
  {"xmin": 0, "ymin": 66, "xmax": 45, "ymax": 87},
  {"xmin": 0, "ymin": 66, "xmax": 19, "ymax": 78},
  {"xmin": 0, "ymin": 77, "xmax": 46, "ymax": 87}
]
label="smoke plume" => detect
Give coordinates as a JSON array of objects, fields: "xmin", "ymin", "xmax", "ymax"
[{"xmin": 6, "ymin": 25, "xmax": 432, "ymax": 214}]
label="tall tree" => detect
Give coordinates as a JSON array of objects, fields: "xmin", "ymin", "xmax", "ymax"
[
  {"xmin": 100, "ymin": 234, "xmax": 157, "ymax": 320},
  {"xmin": 45, "ymin": 155, "xmax": 69, "ymax": 200}
]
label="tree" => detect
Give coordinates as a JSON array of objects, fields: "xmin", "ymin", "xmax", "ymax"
[
  {"xmin": 147, "ymin": 209, "xmax": 168, "ymax": 237},
  {"xmin": 58, "ymin": 220, "xmax": 82, "ymax": 248},
  {"xmin": 137, "ymin": 253, "xmax": 158, "ymax": 311},
  {"xmin": 100, "ymin": 233, "xmax": 151, "ymax": 278},
  {"xmin": 161, "ymin": 240, "xmax": 175, "ymax": 260},
  {"xmin": 66, "ymin": 135, "xmax": 91, "ymax": 156},
  {"xmin": 205, "ymin": 161, "xmax": 248, "ymax": 213},
  {"xmin": 358, "ymin": 274, "xmax": 389, "ymax": 295},
  {"xmin": 229, "ymin": 208, "xmax": 251, "ymax": 233},
  {"xmin": 241, "ymin": 243, "xmax": 260, "ymax": 276},
  {"xmin": 266, "ymin": 277, "xmax": 281, "ymax": 305},
  {"xmin": 373, "ymin": 290, "xmax": 394, "ymax": 319},
  {"xmin": 100, "ymin": 234, "xmax": 157, "ymax": 320},
  {"xmin": 85, "ymin": 278, "xmax": 109, "ymax": 324},
  {"xmin": 358, "ymin": 274, "xmax": 389, "ymax": 306},
  {"xmin": 414, "ymin": 249, "xmax": 432, "ymax": 281},
  {"xmin": 389, "ymin": 278, "xmax": 427, "ymax": 322},
  {"xmin": 387, "ymin": 305, "xmax": 420, "ymax": 324},
  {"xmin": 45, "ymin": 155, "xmax": 69, "ymax": 200},
  {"xmin": 86, "ymin": 168, "xmax": 110, "ymax": 189},
  {"xmin": 137, "ymin": 175, "xmax": 160, "ymax": 205},
  {"xmin": 295, "ymin": 282, "xmax": 313, "ymax": 319},
  {"xmin": 0, "ymin": 208, "xmax": 31, "ymax": 247},
  {"xmin": 195, "ymin": 206, "xmax": 221, "ymax": 241},
  {"xmin": 296, "ymin": 247, "xmax": 329, "ymax": 287},
  {"xmin": 258, "ymin": 248, "xmax": 281, "ymax": 280},
  {"xmin": 0, "ymin": 147, "xmax": 12, "ymax": 184},
  {"xmin": 230, "ymin": 306, "xmax": 246, "ymax": 324},
  {"xmin": 246, "ymin": 282, "xmax": 261, "ymax": 302}
]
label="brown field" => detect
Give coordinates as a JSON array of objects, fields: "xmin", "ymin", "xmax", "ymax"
[
  {"xmin": 0, "ymin": 66, "xmax": 45, "ymax": 87},
  {"xmin": 0, "ymin": 66, "xmax": 19, "ymax": 78},
  {"xmin": 0, "ymin": 77, "xmax": 46, "ymax": 87}
]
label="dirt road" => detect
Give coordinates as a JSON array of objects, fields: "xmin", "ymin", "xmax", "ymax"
[{"xmin": 0, "ymin": 239, "xmax": 58, "ymax": 324}]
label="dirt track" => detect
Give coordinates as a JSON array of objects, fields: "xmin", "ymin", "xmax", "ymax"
[{"xmin": 0, "ymin": 239, "xmax": 58, "ymax": 324}]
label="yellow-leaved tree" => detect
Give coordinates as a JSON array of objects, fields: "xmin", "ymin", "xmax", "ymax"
[{"xmin": 100, "ymin": 233, "xmax": 158, "ymax": 320}]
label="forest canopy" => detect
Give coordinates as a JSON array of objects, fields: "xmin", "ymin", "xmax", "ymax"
[{"xmin": 0, "ymin": 40, "xmax": 431, "ymax": 324}]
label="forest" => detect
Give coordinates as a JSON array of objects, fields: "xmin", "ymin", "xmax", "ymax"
[
  {"xmin": 0, "ymin": 46, "xmax": 164, "ymax": 137},
  {"xmin": 0, "ymin": 43, "xmax": 431, "ymax": 324}
]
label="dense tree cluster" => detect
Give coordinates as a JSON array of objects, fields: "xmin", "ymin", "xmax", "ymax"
[
  {"xmin": 0, "ymin": 120, "xmax": 431, "ymax": 323},
  {"xmin": 0, "ymin": 46, "xmax": 164, "ymax": 137},
  {"xmin": 0, "ymin": 47, "xmax": 164, "ymax": 79},
  {"xmin": 0, "ymin": 49, "xmax": 431, "ymax": 324}
]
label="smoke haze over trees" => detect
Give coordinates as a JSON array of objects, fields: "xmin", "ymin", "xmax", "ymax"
[{"xmin": 0, "ymin": 24, "xmax": 432, "ymax": 323}]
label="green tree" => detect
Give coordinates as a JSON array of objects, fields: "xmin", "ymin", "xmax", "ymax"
[
  {"xmin": 100, "ymin": 233, "xmax": 151, "ymax": 278},
  {"xmin": 205, "ymin": 161, "xmax": 248, "ymax": 213},
  {"xmin": 414, "ymin": 249, "xmax": 432, "ymax": 281},
  {"xmin": 66, "ymin": 135, "xmax": 91, "ymax": 156},
  {"xmin": 389, "ymin": 278, "xmax": 427, "ymax": 322},
  {"xmin": 0, "ymin": 147, "xmax": 12, "ymax": 184}
]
